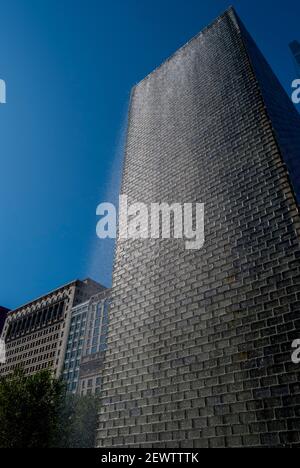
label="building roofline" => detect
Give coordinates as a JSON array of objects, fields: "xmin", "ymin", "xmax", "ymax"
[
  {"xmin": 8, "ymin": 278, "xmax": 105, "ymax": 315},
  {"xmin": 133, "ymin": 6, "xmax": 237, "ymax": 89},
  {"xmin": 71, "ymin": 288, "xmax": 111, "ymax": 312}
]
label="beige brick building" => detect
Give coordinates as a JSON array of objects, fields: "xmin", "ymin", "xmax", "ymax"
[{"xmin": 0, "ymin": 278, "xmax": 104, "ymax": 378}]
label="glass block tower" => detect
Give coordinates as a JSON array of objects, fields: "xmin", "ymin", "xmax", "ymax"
[{"xmin": 98, "ymin": 8, "xmax": 300, "ymax": 448}]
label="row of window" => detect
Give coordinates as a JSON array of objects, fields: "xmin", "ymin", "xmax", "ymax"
[
  {"xmin": 79, "ymin": 376, "xmax": 102, "ymax": 396},
  {"xmin": 6, "ymin": 325, "xmax": 61, "ymax": 348},
  {"xmin": 6, "ymin": 302, "xmax": 65, "ymax": 341},
  {"xmin": 6, "ymin": 334, "xmax": 59, "ymax": 353},
  {"xmin": 3, "ymin": 358, "xmax": 54, "ymax": 375},
  {"xmin": 6, "ymin": 342, "xmax": 58, "ymax": 363}
]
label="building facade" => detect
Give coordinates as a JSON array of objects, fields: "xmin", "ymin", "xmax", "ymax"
[
  {"xmin": 0, "ymin": 306, "xmax": 9, "ymax": 335},
  {"xmin": 78, "ymin": 289, "xmax": 110, "ymax": 396},
  {"xmin": 0, "ymin": 278, "xmax": 104, "ymax": 378},
  {"xmin": 62, "ymin": 300, "xmax": 89, "ymax": 393},
  {"xmin": 62, "ymin": 289, "xmax": 110, "ymax": 395},
  {"xmin": 98, "ymin": 8, "xmax": 300, "ymax": 448}
]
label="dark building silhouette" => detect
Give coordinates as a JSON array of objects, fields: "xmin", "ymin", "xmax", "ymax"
[
  {"xmin": 98, "ymin": 8, "xmax": 300, "ymax": 448},
  {"xmin": 290, "ymin": 40, "xmax": 300, "ymax": 70},
  {"xmin": 0, "ymin": 306, "xmax": 9, "ymax": 335}
]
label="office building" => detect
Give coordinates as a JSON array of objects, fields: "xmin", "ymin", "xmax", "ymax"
[
  {"xmin": 62, "ymin": 289, "xmax": 110, "ymax": 395},
  {"xmin": 0, "ymin": 279, "xmax": 104, "ymax": 378},
  {"xmin": 78, "ymin": 289, "xmax": 110, "ymax": 395}
]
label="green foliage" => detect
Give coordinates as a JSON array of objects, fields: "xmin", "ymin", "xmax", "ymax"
[
  {"xmin": 0, "ymin": 368, "xmax": 65, "ymax": 448},
  {"xmin": 0, "ymin": 368, "xmax": 100, "ymax": 448},
  {"xmin": 54, "ymin": 393, "xmax": 100, "ymax": 448}
]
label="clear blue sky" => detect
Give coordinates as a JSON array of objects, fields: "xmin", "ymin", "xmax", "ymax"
[{"xmin": 0, "ymin": 0, "xmax": 299, "ymax": 309}]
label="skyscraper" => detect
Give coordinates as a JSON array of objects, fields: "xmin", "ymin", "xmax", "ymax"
[
  {"xmin": 98, "ymin": 8, "xmax": 300, "ymax": 448},
  {"xmin": 62, "ymin": 289, "xmax": 110, "ymax": 394},
  {"xmin": 62, "ymin": 299, "xmax": 90, "ymax": 393},
  {"xmin": 77, "ymin": 290, "xmax": 110, "ymax": 396}
]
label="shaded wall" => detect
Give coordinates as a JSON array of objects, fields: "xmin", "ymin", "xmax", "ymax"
[{"xmin": 98, "ymin": 8, "xmax": 300, "ymax": 448}]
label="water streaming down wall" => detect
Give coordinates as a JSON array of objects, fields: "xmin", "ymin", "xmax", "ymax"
[
  {"xmin": 88, "ymin": 98, "xmax": 130, "ymax": 286},
  {"xmin": 97, "ymin": 8, "xmax": 300, "ymax": 448}
]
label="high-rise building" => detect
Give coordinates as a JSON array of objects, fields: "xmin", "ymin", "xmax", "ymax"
[
  {"xmin": 78, "ymin": 290, "xmax": 110, "ymax": 396},
  {"xmin": 62, "ymin": 300, "xmax": 90, "ymax": 393},
  {"xmin": 98, "ymin": 8, "xmax": 300, "ymax": 448},
  {"xmin": 0, "ymin": 278, "xmax": 104, "ymax": 378},
  {"xmin": 290, "ymin": 40, "xmax": 300, "ymax": 71},
  {"xmin": 62, "ymin": 289, "xmax": 110, "ymax": 394},
  {"xmin": 0, "ymin": 306, "xmax": 9, "ymax": 335}
]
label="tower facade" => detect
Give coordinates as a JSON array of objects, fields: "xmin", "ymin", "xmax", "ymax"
[{"xmin": 98, "ymin": 9, "xmax": 300, "ymax": 448}]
